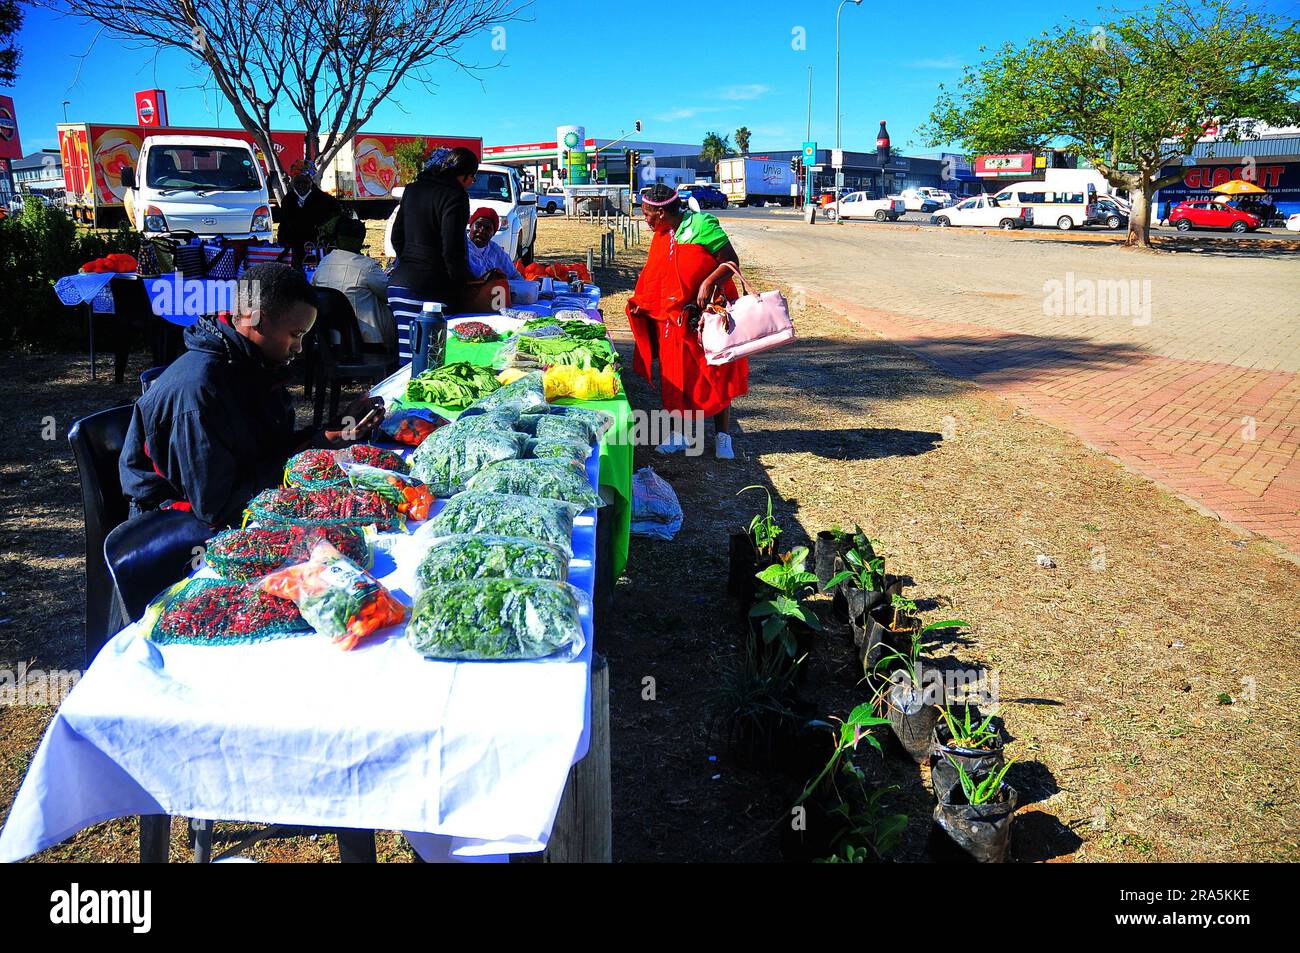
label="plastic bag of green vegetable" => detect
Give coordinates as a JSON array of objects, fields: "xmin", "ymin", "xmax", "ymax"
[
  {"xmin": 534, "ymin": 413, "xmax": 599, "ymax": 446},
  {"xmin": 465, "ymin": 371, "xmax": 547, "ymax": 415},
  {"xmin": 414, "ymin": 534, "xmax": 569, "ymax": 590},
  {"xmin": 495, "ymin": 334, "xmax": 616, "ymax": 372},
  {"xmin": 425, "ymin": 491, "xmax": 582, "ymax": 554},
  {"xmin": 406, "ymin": 361, "xmax": 501, "ymax": 407},
  {"xmin": 526, "ymin": 436, "xmax": 593, "ymax": 464},
  {"xmin": 408, "ymin": 411, "xmax": 529, "ymax": 496},
  {"xmin": 553, "ymin": 406, "xmax": 614, "ymax": 440},
  {"xmin": 406, "ymin": 578, "xmax": 587, "ymax": 661},
  {"xmin": 466, "ymin": 459, "xmax": 604, "ymax": 509}
]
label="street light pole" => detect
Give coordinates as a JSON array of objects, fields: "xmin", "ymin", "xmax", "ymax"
[
  {"xmin": 835, "ymin": 0, "xmax": 861, "ymax": 156},
  {"xmin": 62, "ymin": 101, "xmax": 70, "ymax": 123}
]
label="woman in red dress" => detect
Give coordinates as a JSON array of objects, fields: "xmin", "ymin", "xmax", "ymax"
[{"xmin": 625, "ymin": 184, "xmax": 749, "ymax": 459}]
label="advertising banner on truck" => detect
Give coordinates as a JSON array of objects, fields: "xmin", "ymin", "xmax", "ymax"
[{"xmin": 341, "ymin": 133, "xmax": 482, "ymax": 199}]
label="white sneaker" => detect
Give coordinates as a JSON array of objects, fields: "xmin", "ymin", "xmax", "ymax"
[
  {"xmin": 656, "ymin": 432, "xmax": 691, "ymax": 454},
  {"xmin": 715, "ymin": 432, "xmax": 735, "ymax": 459}
]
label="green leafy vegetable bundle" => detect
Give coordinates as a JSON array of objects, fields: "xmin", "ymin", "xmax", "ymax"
[
  {"xmin": 526, "ymin": 437, "xmax": 593, "ymax": 464},
  {"xmin": 406, "ymin": 578, "xmax": 587, "ymax": 661},
  {"xmin": 415, "ymin": 534, "xmax": 569, "ymax": 590},
  {"xmin": 466, "ymin": 459, "xmax": 604, "ymax": 509},
  {"xmin": 514, "ymin": 334, "xmax": 616, "ymax": 370},
  {"xmin": 425, "ymin": 491, "xmax": 582, "ymax": 554},
  {"xmin": 406, "ymin": 361, "xmax": 501, "ymax": 407},
  {"xmin": 521, "ymin": 317, "xmax": 609, "ymax": 341},
  {"xmin": 534, "ymin": 414, "xmax": 599, "ymax": 446},
  {"xmin": 408, "ymin": 411, "xmax": 529, "ymax": 496}
]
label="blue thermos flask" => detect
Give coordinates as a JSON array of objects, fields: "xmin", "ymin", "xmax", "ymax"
[{"xmin": 409, "ymin": 301, "xmax": 447, "ymax": 379}]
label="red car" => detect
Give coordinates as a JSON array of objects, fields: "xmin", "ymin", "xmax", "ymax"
[{"xmin": 1169, "ymin": 200, "xmax": 1262, "ymax": 233}]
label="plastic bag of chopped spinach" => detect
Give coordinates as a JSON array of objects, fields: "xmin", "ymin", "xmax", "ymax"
[
  {"xmin": 414, "ymin": 533, "xmax": 569, "ymax": 590},
  {"xmin": 424, "ymin": 491, "xmax": 582, "ymax": 554},
  {"xmin": 406, "ymin": 577, "xmax": 588, "ymax": 661},
  {"xmin": 466, "ymin": 459, "xmax": 604, "ymax": 509},
  {"xmin": 464, "ymin": 371, "xmax": 547, "ymax": 416},
  {"xmin": 409, "ymin": 410, "xmax": 528, "ymax": 496},
  {"xmin": 526, "ymin": 436, "xmax": 593, "ymax": 464},
  {"xmin": 553, "ymin": 406, "xmax": 614, "ymax": 440},
  {"xmin": 534, "ymin": 413, "xmax": 600, "ymax": 446}
]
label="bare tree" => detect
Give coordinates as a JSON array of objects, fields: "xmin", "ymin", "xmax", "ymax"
[{"xmin": 44, "ymin": 0, "xmax": 527, "ymax": 197}]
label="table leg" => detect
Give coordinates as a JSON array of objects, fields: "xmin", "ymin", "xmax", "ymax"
[
  {"xmin": 139, "ymin": 814, "xmax": 171, "ymax": 863},
  {"xmin": 190, "ymin": 818, "xmax": 213, "ymax": 863},
  {"xmin": 86, "ymin": 303, "xmax": 96, "ymax": 381},
  {"xmin": 541, "ymin": 653, "xmax": 611, "ymax": 862},
  {"xmin": 336, "ymin": 828, "xmax": 377, "ymax": 863}
]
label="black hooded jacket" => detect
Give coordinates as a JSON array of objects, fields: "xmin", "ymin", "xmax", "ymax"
[
  {"xmin": 119, "ymin": 316, "xmax": 311, "ymax": 527},
  {"xmin": 389, "ymin": 171, "xmax": 476, "ymax": 302}
]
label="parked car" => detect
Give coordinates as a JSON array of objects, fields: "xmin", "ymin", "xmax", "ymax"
[
  {"xmin": 894, "ymin": 188, "xmax": 941, "ymax": 213},
  {"xmin": 992, "ymin": 184, "xmax": 1096, "ymax": 230},
  {"xmin": 1091, "ymin": 197, "xmax": 1129, "ymax": 230},
  {"xmin": 1168, "ymin": 200, "xmax": 1262, "ymax": 233},
  {"xmin": 932, "ymin": 194, "xmax": 1033, "ymax": 229},
  {"xmin": 677, "ymin": 183, "xmax": 728, "ymax": 209},
  {"xmin": 823, "ymin": 191, "xmax": 905, "ymax": 222},
  {"xmin": 538, "ymin": 186, "xmax": 565, "ymax": 215}
]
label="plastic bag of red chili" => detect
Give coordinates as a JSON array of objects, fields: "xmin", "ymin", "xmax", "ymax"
[
  {"xmin": 452, "ymin": 320, "xmax": 500, "ymax": 344},
  {"xmin": 341, "ymin": 444, "xmax": 409, "ymax": 474},
  {"xmin": 205, "ymin": 524, "xmax": 373, "ymax": 580},
  {"xmin": 243, "ymin": 486, "xmax": 405, "ymax": 532},
  {"xmin": 142, "ymin": 577, "xmax": 314, "ymax": 646},
  {"xmin": 284, "ymin": 446, "xmax": 409, "ymax": 490}
]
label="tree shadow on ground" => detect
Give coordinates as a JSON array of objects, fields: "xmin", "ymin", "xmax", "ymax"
[{"xmin": 744, "ymin": 426, "xmax": 943, "ymax": 462}]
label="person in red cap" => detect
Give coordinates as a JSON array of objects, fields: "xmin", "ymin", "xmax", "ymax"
[{"xmin": 465, "ymin": 207, "xmax": 522, "ymax": 281}]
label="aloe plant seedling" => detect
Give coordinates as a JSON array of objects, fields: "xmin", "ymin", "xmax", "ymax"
[
  {"xmin": 938, "ymin": 705, "xmax": 1001, "ymax": 750},
  {"xmin": 739, "ymin": 485, "xmax": 782, "ymax": 559},
  {"xmin": 952, "ymin": 757, "xmax": 1016, "ymax": 806}
]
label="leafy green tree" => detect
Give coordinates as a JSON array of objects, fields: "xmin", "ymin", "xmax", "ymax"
[
  {"xmin": 735, "ymin": 126, "xmax": 752, "ymax": 154},
  {"xmin": 921, "ymin": 0, "xmax": 1300, "ymax": 248},
  {"xmin": 0, "ymin": 0, "xmax": 22, "ymax": 84},
  {"xmin": 701, "ymin": 131, "xmax": 732, "ymax": 167}
]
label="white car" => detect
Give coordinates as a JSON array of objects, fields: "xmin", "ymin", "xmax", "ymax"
[
  {"xmin": 1286, "ymin": 212, "xmax": 1300, "ymax": 232},
  {"xmin": 894, "ymin": 188, "xmax": 943, "ymax": 213},
  {"xmin": 823, "ymin": 191, "xmax": 905, "ymax": 222},
  {"xmin": 932, "ymin": 194, "xmax": 1032, "ymax": 229},
  {"xmin": 384, "ymin": 162, "xmax": 538, "ymax": 263}
]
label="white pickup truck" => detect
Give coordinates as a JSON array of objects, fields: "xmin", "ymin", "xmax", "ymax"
[
  {"xmin": 931, "ymin": 194, "xmax": 1033, "ymax": 229},
  {"xmin": 119, "ymin": 135, "xmax": 273, "ymax": 241},
  {"xmin": 823, "ymin": 191, "xmax": 906, "ymax": 222},
  {"xmin": 384, "ymin": 162, "xmax": 537, "ymax": 263}
]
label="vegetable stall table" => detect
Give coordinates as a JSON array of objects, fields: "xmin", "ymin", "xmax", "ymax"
[
  {"xmin": 0, "ymin": 452, "xmax": 608, "ymax": 864},
  {"xmin": 375, "ymin": 323, "xmax": 633, "ymax": 582}
]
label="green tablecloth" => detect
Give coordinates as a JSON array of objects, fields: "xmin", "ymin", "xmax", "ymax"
[{"xmin": 405, "ymin": 336, "xmax": 633, "ymax": 579}]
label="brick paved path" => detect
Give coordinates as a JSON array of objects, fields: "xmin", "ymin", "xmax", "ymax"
[{"xmin": 725, "ymin": 220, "xmax": 1300, "ymax": 554}]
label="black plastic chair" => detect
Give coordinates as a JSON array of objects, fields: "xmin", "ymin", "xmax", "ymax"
[
  {"xmin": 140, "ymin": 366, "xmax": 167, "ymax": 395},
  {"xmin": 104, "ymin": 509, "xmax": 213, "ymax": 622},
  {"xmin": 311, "ymin": 287, "xmax": 393, "ymax": 428},
  {"xmin": 68, "ymin": 405, "xmax": 134, "ymax": 665}
]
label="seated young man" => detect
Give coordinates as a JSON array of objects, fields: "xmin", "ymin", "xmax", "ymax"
[{"xmin": 120, "ymin": 263, "xmax": 384, "ymax": 528}]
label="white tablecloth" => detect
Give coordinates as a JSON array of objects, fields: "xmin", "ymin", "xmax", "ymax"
[{"xmin": 0, "ymin": 459, "xmax": 600, "ymax": 863}]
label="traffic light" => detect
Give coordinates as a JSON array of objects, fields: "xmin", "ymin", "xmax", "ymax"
[
  {"xmin": 635, "ymin": 120, "xmax": 642, "ymax": 133},
  {"xmin": 629, "ymin": 150, "xmax": 641, "ymax": 173}
]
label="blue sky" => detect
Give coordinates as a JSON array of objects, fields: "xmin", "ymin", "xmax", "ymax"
[{"xmin": 6, "ymin": 0, "xmax": 1299, "ymax": 156}]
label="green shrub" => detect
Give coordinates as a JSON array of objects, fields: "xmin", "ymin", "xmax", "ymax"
[{"xmin": 0, "ymin": 204, "xmax": 139, "ymax": 349}]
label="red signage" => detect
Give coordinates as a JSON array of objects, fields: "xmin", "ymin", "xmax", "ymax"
[
  {"xmin": 974, "ymin": 153, "xmax": 1036, "ymax": 178},
  {"xmin": 0, "ymin": 96, "xmax": 23, "ymax": 161},
  {"xmin": 1183, "ymin": 164, "xmax": 1285, "ymax": 190},
  {"xmin": 134, "ymin": 90, "xmax": 170, "ymax": 128}
]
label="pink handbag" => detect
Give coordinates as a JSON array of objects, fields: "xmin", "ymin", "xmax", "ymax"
[{"xmin": 696, "ymin": 262, "xmax": 795, "ymax": 365}]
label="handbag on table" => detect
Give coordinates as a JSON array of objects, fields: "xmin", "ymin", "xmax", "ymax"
[{"xmin": 696, "ymin": 261, "xmax": 795, "ymax": 366}]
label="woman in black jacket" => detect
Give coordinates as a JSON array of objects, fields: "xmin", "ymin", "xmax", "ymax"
[{"xmin": 390, "ymin": 147, "xmax": 480, "ymax": 305}]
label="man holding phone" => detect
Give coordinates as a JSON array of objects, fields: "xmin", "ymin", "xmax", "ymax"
[{"xmin": 120, "ymin": 264, "xmax": 385, "ymax": 529}]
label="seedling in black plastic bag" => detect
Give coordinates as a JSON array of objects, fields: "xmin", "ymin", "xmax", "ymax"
[
  {"xmin": 740, "ymin": 485, "xmax": 782, "ymax": 558},
  {"xmin": 938, "ymin": 705, "xmax": 1001, "ymax": 751},
  {"xmin": 824, "ymin": 546, "xmax": 885, "ymax": 593},
  {"xmin": 750, "ymin": 547, "xmax": 823, "ymax": 658},
  {"xmin": 952, "ymin": 757, "xmax": 1016, "ymax": 806}
]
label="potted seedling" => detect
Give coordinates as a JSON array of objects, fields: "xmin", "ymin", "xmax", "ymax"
[
  {"xmin": 783, "ymin": 703, "xmax": 901, "ymax": 863},
  {"xmin": 813, "ymin": 525, "xmax": 858, "ymax": 590},
  {"xmin": 870, "ymin": 617, "xmax": 968, "ymax": 762},
  {"xmin": 933, "ymin": 759, "xmax": 1019, "ymax": 863},
  {"xmin": 730, "ymin": 485, "xmax": 782, "ymax": 603},
  {"xmin": 825, "ymin": 545, "xmax": 889, "ymax": 646},
  {"xmin": 930, "ymin": 705, "xmax": 1006, "ymax": 796},
  {"xmin": 861, "ymin": 594, "xmax": 923, "ymax": 677},
  {"xmin": 706, "ymin": 636, "xmax": 805, "ymax": 768},
  {"xmin": 750, "ymin": 546, "xmax": 823, "ymax": 668}
]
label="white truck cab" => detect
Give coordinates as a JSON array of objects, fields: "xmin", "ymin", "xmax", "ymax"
[
  {"xmin": 120, "ymin": 135, "xmax": 272, "ymax": 241},
  {"xmin": 384, "ymin": 162, "xmax": 538, "ymax": 263}
]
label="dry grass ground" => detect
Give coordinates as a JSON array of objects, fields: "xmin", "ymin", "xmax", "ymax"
[{"xmin": 1, "ymin": 214, "xmax": 1296, "ymax": 862}]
